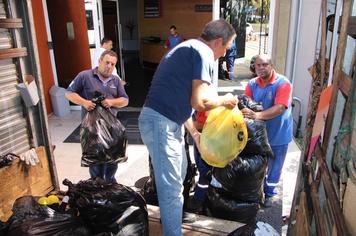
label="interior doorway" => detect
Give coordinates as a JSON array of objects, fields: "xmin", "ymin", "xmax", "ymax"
[
  {"xmin": 220, "ymin": 0, "xmax": 270, "ymax": 78},
  {"xmin": 102, "ymin": 0, "xmax": 125, "ymax": 80},
  {"xmin": 85, "ymin": 0, "xmax": 125, "ymax": 80}
]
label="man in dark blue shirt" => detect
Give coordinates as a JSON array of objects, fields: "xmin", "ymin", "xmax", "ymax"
[
  {"xmin": 139, "ymin": 19, "xmax": 238, "ymax": 236},
  {"xmin": 66, "ymin": 50, "xmax": 128, "ymax": 183}
]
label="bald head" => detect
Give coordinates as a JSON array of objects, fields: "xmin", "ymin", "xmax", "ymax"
[
  {"xmin": 256, "ymin": 54, "xmax": 272, "ymax": 64},
  {"xmin": 255, "ymin": 54, "xmax": 274, "ymax": 80}
]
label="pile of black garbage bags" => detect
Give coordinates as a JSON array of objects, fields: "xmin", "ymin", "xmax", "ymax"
[
  {"xmin": 0, "ymin": 178, "xmax": 148, "ymax": 236},
  {"xmin": 204, "ymin": 94, "xmax": 273, "ymax": 224},
  {"xmin": 140, "ymin": 95, "xmax": 273, "ymax": 225},
  {"xmin": 141, "ymin": 132, "xmax": 197, "ymax": 210}
]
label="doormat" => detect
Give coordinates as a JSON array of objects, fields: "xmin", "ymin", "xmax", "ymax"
[{"xmin": 63, "ymin": 111, "xmax": 142, "ymax": 144}]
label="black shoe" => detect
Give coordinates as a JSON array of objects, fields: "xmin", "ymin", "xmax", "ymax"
[{"xmin": 182, "ymin": 212, "xmax": 197, "ymax": 223}]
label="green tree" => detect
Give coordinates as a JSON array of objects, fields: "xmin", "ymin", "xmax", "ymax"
[{"xmin": 249, "ymin": 0, "xmax": 270, "ymax": 22}]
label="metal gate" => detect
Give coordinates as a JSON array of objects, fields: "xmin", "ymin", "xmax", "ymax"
[{"xmin": 0, "ymin": 0, "xmax": 30, "ymax": 155}]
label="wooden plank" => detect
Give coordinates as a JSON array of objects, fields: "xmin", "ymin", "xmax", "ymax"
[
  {"xmin": 343, "ymin": 179, "xmax": 356, "ymax": 235},
  {"xmin": 147, "ymin": 205, "xmax": 244, "ymax": 235},
  {"xmin": 322, "ymin": 0, "xmax": 353, "ymax": 150},
  {"xmin": 347, "ymin": 16, "xmax": 356, "ymax": 38},
  {"xmin": 0, "ymin": 48, "xmax": 27, "ymax": 60},
  {"xmin": 0, "ymin": 146, "xmax": 54, "ymax": 221},
  {"xmin": 294, "ymin": 192, "xmax": 310, "ymax": 236},
  {"xmin": 318, "ymin": 158, "xmax": 348, "ymax": 235},
  {"xmin": 320, "ymin": 0, "xmax": 327, "ymax": 88},
  {"xmin": 0, "ymin": 18, "xmax": 23, "ymax": 28},
  {"xmin": 310, "ymin": 179, "xmax": 327, "ymax": 236},
  {"xmin": 339, "ymin": 71, "xmax": 352, "ymax": 97},
  {"xmin": 303, "ymin": 0, "xmax": 329, "ymax": 159}
]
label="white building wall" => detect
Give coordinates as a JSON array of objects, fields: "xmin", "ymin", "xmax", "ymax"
[{"xmin": 286, "ymin": 0, "xmax": 322, "ymax": 135}]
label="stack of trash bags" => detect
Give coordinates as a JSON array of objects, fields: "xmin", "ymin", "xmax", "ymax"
[
  {"xmin": 204, "ymin": 95, "xmax": 274, "ymax": 224},
  {"xmin": 0, "ymin": 178, "xmax": 148, "ymax": 236}
]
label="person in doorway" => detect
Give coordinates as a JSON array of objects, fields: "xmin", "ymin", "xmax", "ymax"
[
  {"xmin": 91, "ymin": 37, "xmax": 113, "ymax": 69},
  {"xmin": 225, "ymin": 38, "xmax": 237, "ymax": 80},
  {"xmin": 138, "ymin": 19, "xmax": 237, "ymax": 236},
  {"xmin": 92, "ymin": 37, "xmax": 124, "ymax": 84},
  {"xmin": 218, "ymin": 38, "xmax": 237, "ymax": 81},
  {"xmin": 241, "ymin": 54, "xmax": 293, "ymax": 207},
  {"xmin": 164, "ymin": 25, "xmax": 184, "ymax": 50},
  {"xmin": 66, "ymin": 50, "xmax": 129, "ymax": 183}
]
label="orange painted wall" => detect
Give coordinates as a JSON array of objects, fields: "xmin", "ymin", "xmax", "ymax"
[
  {"xmin": 31, "ymin": 0, "xmax": 55, "ymax": 114},
  {"xmin": 139, "ymin": 0, "xmax": 213, "ymax": 40},
  {"xmin": 46, "ymin": 0, "xmax": 91, "ymax": 88}
]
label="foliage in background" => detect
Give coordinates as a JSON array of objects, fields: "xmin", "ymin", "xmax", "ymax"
[{"xmin": 248, "ymin": 0, "xmax": 270, "ymax": 23}]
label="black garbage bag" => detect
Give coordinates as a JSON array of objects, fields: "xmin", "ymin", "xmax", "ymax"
[
  {"xmin": 63, "ymin": 178, "xmax": 148, "ymax": 236},
  {"xmin": 0, "ymin": 220, "xmax": 8, "ymax": 235},
  {"xmin": 140, "ymin": 131, "xmax": 197, "ymax": 210},
  {"xmin": 5, "ymin": 196, "xmax": 90, "ymax": 236},
  {"xmin": 212, "ymin": 154, "xmax": 267, "ymax": 203},
  {"xmin": 242, "ymin": 118, "xmax": 274, "ymax": 158},
  {"xmin": 237, "ymin": 94, "xmax": 263, "ymax": 112},
  {"xmin": 80, "ymin": 92, "xmax": 128, "ymax": 167},
  {"xmin": 140, "ymin": 157, "xmax": 158, "ymax": 206},
  {"xmin": 205, "ymin": 186, "xmax": 259, "ymax": 224}
]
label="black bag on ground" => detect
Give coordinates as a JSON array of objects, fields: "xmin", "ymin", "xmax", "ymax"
[
  {"xmin": 140, "ymin": 131, "xmax": 197, "ymax": 210},
  {"xmin": 5, "ymin": 196, "xmax": 90, "ymax": 236},
  {"xmin": 80, "ymin": 92, "xmax": 127, "ymax": 167},
  {"xmin": 140, "ymin": 157, "xmax": 158, "ymax": 206},
  {"xmin": 242, "ymin": 118, "xmax": 274, "ymax": 158},
  {"xmin": 63, "ymin": 178, "xmax": 148, "ymax": 236},
  {"xmin": 237, "ymin": 94, "xmax": 263, "ymax": 112},
  {"xmin": 212, "ymin": 154, "xmax": 267, "ymax": 203},
  {"xmin": 205, "ymin": 186, "xmax": 259, "ymax": 224}
]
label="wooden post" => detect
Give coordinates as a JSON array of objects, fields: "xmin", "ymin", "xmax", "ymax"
[{"xmin": 322, "ymin": 0, "xmax": 352, "ymax": 151}]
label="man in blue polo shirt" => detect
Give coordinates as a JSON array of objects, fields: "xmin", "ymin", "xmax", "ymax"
[
  {"xmin": 164, "ymin": 25, "xmax": 184, "ymax": 50},
  {"xmin": 242, "ymin": 54, "xmax": 293, "ymax": 207},
  {"xmin": 66, "ymin": 50, "xmax": 129, "ymax": 183},
  {"xmin": 139, "ymin": 19, "xmax": 238, "ymax": 236}
]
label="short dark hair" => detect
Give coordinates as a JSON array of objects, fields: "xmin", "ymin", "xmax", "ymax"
[
  {"xmin": 100, "ymin": 37, "xmax": 112, "ymax": 45},
  {"xmin": 200, "ymin": 19, "xmax": 236, "ymax": 45},
  {"xmin": 100, "ymin": 50, "xmax": 118, "ymax": 60},
  {"xmin": 170, "ymin": 25, "xmax": 177, "ymax": 30}
]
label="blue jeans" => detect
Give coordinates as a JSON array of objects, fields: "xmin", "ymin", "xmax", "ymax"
[
  {"xmin": 193, "ymin": 144, "xmax": 211, "ymax": 202},
  {"xmin": 89, "ymin": 163, "xmax": 118, "ymax": 183},
  {"xmin": 139, "ymin": 107, "xmax": 187, "ymax": 236},
  {"xmin": 264, "ymin": 144, "xmax": 289, "ymax": 197},
  {"xmin": 225, "ymin": 48, "xmax": 236, "ymax": 80}
]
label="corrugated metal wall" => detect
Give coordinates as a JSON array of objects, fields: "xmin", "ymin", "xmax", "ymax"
[{"xmin": 0, "ymin": 0, "xmax": 30, "ymax": 155}]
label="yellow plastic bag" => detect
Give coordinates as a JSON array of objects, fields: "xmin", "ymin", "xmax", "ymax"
[{"xmin": 200, "ymin": 106, "xmax": 248, "ymax": 168}]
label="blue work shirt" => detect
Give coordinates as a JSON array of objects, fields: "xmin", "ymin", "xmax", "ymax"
[
  {"xmin": 67, "ymin": 68, "xmax": 128, "ymax": 117},
  {"xmin": 166, "ymin": 34, "xmax": 184, "ymax": 49},
  {"xmin": 144, "ymin": 39, "xmax": 214, "ymax": 125},
  {"xmin": 245, "ymin": 72, "xmax": 293, "ymax": 146}
]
